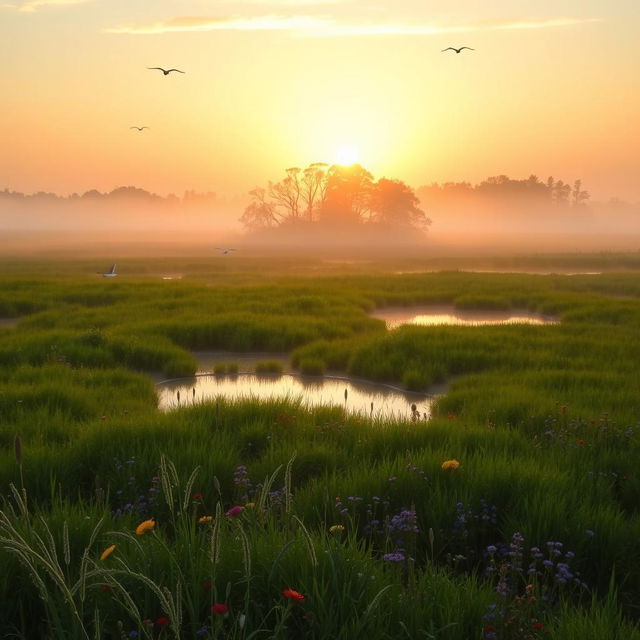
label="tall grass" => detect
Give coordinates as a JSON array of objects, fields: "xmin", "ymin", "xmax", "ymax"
[{"xmin": 2, "ymin": 262, "xmax": 640, "ymax": 636}]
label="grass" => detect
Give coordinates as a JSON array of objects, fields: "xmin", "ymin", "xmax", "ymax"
[{"xmin": 2, "ymin": 255, "xmax": 640, "ymax": 638}]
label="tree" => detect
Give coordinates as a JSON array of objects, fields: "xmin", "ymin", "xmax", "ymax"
[
  {"xmin": 239, "ymin": 188, "xmax": 279, "ymax": 229},
  {"xmin": 319, "ymin": 164, "xmax": 374, "ymax": 225},
  {"xmin": 370, "ymin": 178, "xmax": 430, "ymax": 229},
  {"xmin": 301, "ymin": 163, "xmax": 329, "ymax": 222},
  {"xmin": 268, "ymin": 167, "xmax": 302, "ymax": 222},
  {"xmin": 571, "ymin": 180, "xmax": 590, "ymax": 207}
]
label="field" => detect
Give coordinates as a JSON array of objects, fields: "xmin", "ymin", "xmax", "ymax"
[{"xmin": 1, "ymin": 254, "xmax": 640, "ymax": 639}]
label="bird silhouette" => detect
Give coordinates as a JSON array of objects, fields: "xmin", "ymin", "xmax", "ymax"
[
  {"xmin": 130, "ymin": 126, "xmax": 149, "ymax": 131},
  {"xmin": 441, "ymin": 47, "xmax": 474, "ymax": 54},
  {"xmin": 216, "ymin": 248, "xmax": 236, "ymax": 255},
  {"xmin": 147, "ymin": 67, "xmax": 185, "ymax": 75}
]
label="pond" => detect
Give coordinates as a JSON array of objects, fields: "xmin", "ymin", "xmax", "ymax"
[
  {"xmin": 370, "ymin": 305, "xmax": 557, "ymax": 329},
  {"xmin": 156, "ymin": 373, "xmax": 439, "ymax": 421}
]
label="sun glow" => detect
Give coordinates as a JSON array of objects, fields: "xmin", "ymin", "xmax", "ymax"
[{"xmin": 333, "ymin": 145, "xmax": 360, "ymax": 166}]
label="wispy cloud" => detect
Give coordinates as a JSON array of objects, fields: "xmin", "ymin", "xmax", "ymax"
[
  {"xmin": 2, "ymin": 0, "xmax": 89, "ymax": 12},
  {"xmin": 106, "ymin": 14, "xmax": 599, "ymax": 37}
]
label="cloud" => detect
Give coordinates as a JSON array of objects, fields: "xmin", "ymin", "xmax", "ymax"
[
  {"xmin": 2, "ymin": 0, "xmax": 89, "ymax": 11},
  {"xmin": 106, "ymin": 14, "xmax": 599, "ymax": 37}
]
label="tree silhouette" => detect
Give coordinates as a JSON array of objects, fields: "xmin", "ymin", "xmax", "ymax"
[{"xmin": 241, "ymin": 162, "xmax": 428, "ymax": 235}]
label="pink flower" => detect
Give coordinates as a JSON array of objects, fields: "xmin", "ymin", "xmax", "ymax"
[{"xmin": 226, "ymin": 505, "xmax": 244, "ymax": 517}]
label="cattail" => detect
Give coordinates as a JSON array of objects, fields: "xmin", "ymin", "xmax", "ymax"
[{"xmin": 14, "ymin": 435, "xmax": 22, "ymax": 467}]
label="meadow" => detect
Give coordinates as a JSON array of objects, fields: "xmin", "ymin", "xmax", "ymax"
[{"xmin": 1, "ymin": 254, "xmax": 640, "ymax": 639}]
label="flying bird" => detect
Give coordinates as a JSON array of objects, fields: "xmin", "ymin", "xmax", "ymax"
[
  {"xmin": 147, "ymin": 67, "xmax": 185, "ymax": 75},
  {"xmin": 99, "ymin": 264, "xmax": 117, "ymax": 278},
  {"xmin": 130, "ymin": 126, "xmax": 149, "ymax": 131},
  {"xmin": 441, "ymin": 47, "xmax": 474, "ymax": 54},
  {"xmin": 216, "ymin": 248, "xmax": 236, "ymax": 255}
]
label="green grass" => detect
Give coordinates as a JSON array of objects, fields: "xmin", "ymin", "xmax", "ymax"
[{"xmin": 2, "ymin": 256, "xmax": 640, "ymax": 638}]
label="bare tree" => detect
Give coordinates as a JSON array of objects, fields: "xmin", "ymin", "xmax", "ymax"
[{"xmin": 239, "ymin": 187, "xmax": 280, "ymax": 229}]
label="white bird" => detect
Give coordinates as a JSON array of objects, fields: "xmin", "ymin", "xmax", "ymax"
[
  {"xmin": 147, "ymin": 67, "xmax": 185, "ymax": 75},
  {"xmin": 100, "ymin": 264, "xmax": 117, "ymax": 278},
  {"xmin": 130, "ymin": 126, "xmax": 149, "ymax": 131},
  {"xmin": 216, "ymin": 248, "xmax": 236, "ymax": 255},
  {"xmin": 441, "ymin": 47, "xmax": 474, "ymax": 54}
]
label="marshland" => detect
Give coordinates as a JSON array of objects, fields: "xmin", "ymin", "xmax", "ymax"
[{"xmin": 1, "ymin": 254, "xmax": 640, "ymax": 639}]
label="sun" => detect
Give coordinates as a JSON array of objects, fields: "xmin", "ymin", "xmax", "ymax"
[{"xmin": 333, "ymin": 144, "xmax": 360, "ymax": 166}]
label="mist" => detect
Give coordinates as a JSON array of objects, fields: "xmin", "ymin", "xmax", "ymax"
[{"xmin": 1, "ymin": 176, "xmax": 638, "ymax": 259}]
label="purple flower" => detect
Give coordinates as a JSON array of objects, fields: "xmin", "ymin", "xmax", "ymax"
[
  {"xmin": 226, "ymin": 505, "xmax": 244, "ymax": 517},
  {"xmin": 383, "ymin": 552, "xmax": 405, "ymax": 563}
]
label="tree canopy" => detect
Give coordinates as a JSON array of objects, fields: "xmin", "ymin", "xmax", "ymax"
[{"xmin": 240, "ymin": 163, "xmax": 430, "ymax": 234}]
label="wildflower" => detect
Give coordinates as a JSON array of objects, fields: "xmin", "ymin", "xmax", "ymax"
[
  {"xmin": 202, "ymin": 579, "xmax": 212, "ymax": 590},
  {"xmin": 135, "ymin": 519, "xmax": 155, "ymax": 535},
  {"xmin": 101, "ymin": 585, "xmax": 111, "ymax": 592},
  {"xmin": 226, "ymin": 505, "xmax": 244, "ymax": 517},
  {"xmin": 192, "ymin": 492, "xmax": 204, "ymax": 500},
  {"xmin": 129, "ymin": 632, "xmax": 139, "ymax": 639},
  {"xmin": 441, "ymin": 459, "xmax": 460, "ymax": 470},
  {"xmin": 156, "ymin": 617, "xmax": 169, "ymax": 626},
  {"xmin": 196, "ymin": 627, "xmax": 208, "ymax": 636},
  {"xmin": 382, "ymin": 552, "xmax": 405, "ymax": 563},
  {"xmin": 211, "ymin": 603, "xmax": 229, "ymax": 615},
  {"xmin": 245, "ymin": 502, "xmax": 255, "ymax": 508},
  {"xmin": 100, "ymin": 544, "xmax": 116, "ymax": 560},
  {"xmin": 447, "ymin": 413, "xmax": 457, "ymax": 420},
  {"xmin": 283, "ymin": 588, "xmax": 305, "ymax": 603},
  {"xmin": 329, "ymin": 524, "xmax": 345, "ymax": 533},
  {"xmin": 198, "ymin": 516, "xmax": 213, "ymax": 523},
  {"xmin": 533, "ymin": 622, "xmax": 544, "ymax": 630}
]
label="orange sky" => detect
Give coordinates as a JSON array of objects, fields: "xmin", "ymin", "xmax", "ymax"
[{"xmin": 1, "ymin": 0, "xmax": 639, "ymax": 201}]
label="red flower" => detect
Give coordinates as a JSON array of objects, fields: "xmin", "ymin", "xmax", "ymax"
[
  {"xmin": 211, "ymin": 603, "xmax": 229, "ymax": 615},
  {"xmin": 533, "ymin": 622, "xmax": 544, "ymax": 630},
  {"xmin": 156, "ymin": 617, "xmax": 169, "ymax": 626},
  {"xmin": 282, "ymin": 588, "xmax": 305, "ymax": 603},
  {"xmin": 202, "ymin": 579, "xmax": 212, "ymax": 590},
  {"xmin": 100, "ymin": 585, "xmax": 110, "ymax": 592},
  {"xmin": 192, "ymin": 492, "xmax": 204, "ymax": 500}
]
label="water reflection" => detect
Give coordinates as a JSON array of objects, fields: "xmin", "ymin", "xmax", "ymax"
[
  {"xmin": 371, "ymin": 305, "xmax": 557, "ymax": 330},
  {"xmin": 157, "ymin": 373, "xmax": 436, "ymax": 421}
]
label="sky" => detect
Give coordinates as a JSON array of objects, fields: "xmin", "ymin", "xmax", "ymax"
[{"xmin": 2, "ymin": 0, "xmax": 639, "ymax": 202}]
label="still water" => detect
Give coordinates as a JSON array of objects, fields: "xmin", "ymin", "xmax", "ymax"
[
  {"xmin": 157, "ymin": 373, "xmax": 436, "ymax": 421},
  {"xmin": 371, "ymin": 305, "xmax": 557, "ymax": 329}
]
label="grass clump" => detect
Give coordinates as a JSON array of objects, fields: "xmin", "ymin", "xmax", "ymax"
[{"xmin": 255, "ymin": 360, "xmax": 284, "ymax": 375}]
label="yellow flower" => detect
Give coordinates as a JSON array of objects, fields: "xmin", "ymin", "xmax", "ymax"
[
  {"xmin": 198, "ymin": 516, "xmax": 213, "ymax": 523},
  {"xmin": 441, "ymin": 459, "xmax": 460, "ymax": 470},
  {"xmin": 100, "ymin": 544, "xmax": 116, "ymax": 560},
  {"xmin": 329, "ymin": 524, "xmax": 345, "ymax": 533},
  {"xmin": 244, "ymin": 502, "xmax": 256, "ymax": 508},
  {"xmin": 135, "ymin": 519, "xmax": 156, "ymax": 535}
]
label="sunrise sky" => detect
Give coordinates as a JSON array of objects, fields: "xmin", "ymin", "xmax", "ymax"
[{"xmin": 2, "ymin": 0, "xmax": 639, "ymax": 201}]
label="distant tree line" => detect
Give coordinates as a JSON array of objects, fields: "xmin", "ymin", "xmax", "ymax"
[
  {"xmin": 0, "ymin": 186, "xmax": 219, "ymax": 206},
  {"xmin": 419, "ymin": 175, "xmax": 591, "ymax": 209},
  {"xmin": 240, "ymin": 164, "xmax": 430, "ymax": 233}
]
